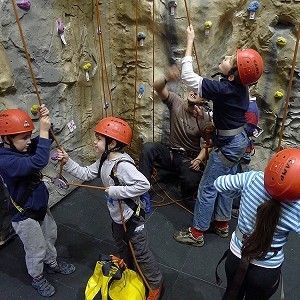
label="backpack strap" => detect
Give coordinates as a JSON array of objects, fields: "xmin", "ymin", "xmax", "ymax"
[
  {"xmin": 9, "ymin": 171, "xmax": 47, "ymax": 221},
  {"xmin": 109, "ymin": 159, "xmax": 145, "ymax": 242}
]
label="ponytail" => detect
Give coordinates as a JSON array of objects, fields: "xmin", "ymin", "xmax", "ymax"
[{"xmin": 241, "ymin": 198, "xmax": 281, "ymax": 260}]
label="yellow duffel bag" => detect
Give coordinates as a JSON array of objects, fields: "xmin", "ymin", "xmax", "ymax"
[{"xmin": 85, "ymin": 254, "xmax": 146, "ymax": 300}]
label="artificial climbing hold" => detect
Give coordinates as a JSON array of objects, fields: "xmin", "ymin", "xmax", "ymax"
[
  {"xmin": 137, "ymin": 32, "xmax": 146, "ymax": 47},
  {"xmin": 274, "ymin": 91, "xmax": 284, "ymax": 99},
  {"xmin": 57, "ymin": 18, "xmax": 67, "ymax": 45},
  {"xmin": 138, "ymin": 84, "xmax": 145, "ymax": 99},
  {"xmin": 138, "ymin": 134, "xmax": 144, "ymax": 143},
  {"xmin": 247, "ymin": 1, "xmax": 260, "ymax": 20},
  {"xmin": 168, "ymin": 1, "xmax": 177, "ymax": 16},
  {"xmin": 30, "ymin": 104, "xmax": 39, "ymax": 115},
  {"xmin": 67, "ymin": 120, "xmax": 77, "ymax": 133},
  {"xmin": 51, "ymin": 151, "xmax": 58, "ymax": 161},
  {"xmin": 82, "ymin": 62, "xmax": 92, "ymax": 81},
  {"xmin": 104, "ymin": 102, "xmax": 109, "ymax": 109},
  {"xmin": 204, "ymin": 21, "xmax": 212, "ymax": 37},
  {"xmin": 16, "ymin": 0, "xmax": 31, "ymax": 11},
  {"xmin": 276, "ymin": 37, "xmax": 287, "ymax": 47}
]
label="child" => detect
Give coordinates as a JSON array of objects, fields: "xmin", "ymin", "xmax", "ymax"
[
  {"xmin": 57, "ymin": 117, "xmax": 163, "ymax": 300},
  {"xmin": 173, "ymin": 24, "xmax": 264, "ymax": 246},
  {"xmin": 0, "ymin": 106, "xmax": 75, "ymax": 297},
  {"xmin": 214, "ymin": 148, "xmax": 300, "ymax": 299}
]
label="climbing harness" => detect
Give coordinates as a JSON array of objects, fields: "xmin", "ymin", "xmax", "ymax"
[
  {"xmin": 214, "ymin": 126, "xmax": 245, "ymax": 137},
  {"xmin": 102, "ymin": 158, "xmax": 156, "ymax": 298},
  {"xmin": 9, "ymin": 171, "xmax": 47, "ymax": 221}
]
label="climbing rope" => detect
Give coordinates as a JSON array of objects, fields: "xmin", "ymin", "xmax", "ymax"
[
  {"xmin": 183, "ymin": 0, "xmax": 201, "ymax": 75},
  {"xmin": 130, "ymin": 0, "xmax": 140, "ymax": 149},
  {"xmin": 150, "ymin": 171, "xmax": 194, "ymax": 216},
  {"xmin": 95, "ymin": 0, "xmax": 114, "ymax": 117},
  {"xmin": 152, "ymin": 0, "xmax": 155, "ymax": 142},
  {"xmin": 117, "ymin": 201, "xmax": 155, "ymax": 298},
  {"xmin": 276, "ymin": 24, "xmax": 300, "ymax": 152},
  {"xmin": 10, "ymin": 0, "xmax": 64, "ymax": 177}
]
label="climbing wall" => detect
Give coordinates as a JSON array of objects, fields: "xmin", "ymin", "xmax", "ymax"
[{"xmin": 0, "ymin": 0, "xmax": 299, "ymax": 206}]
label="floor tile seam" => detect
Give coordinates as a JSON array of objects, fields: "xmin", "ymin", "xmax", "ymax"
[
  {"xmin": 0, "ymin": 250, "xmax": 21, "ymax": 261},
  {"xmin": 178, "ymin": 270, "xmax": 226, "ymax": 290},
  {"xmin": 54, "ymin": 222, "xmax": 116, "ymax": 246},
  {"xmin": 50, "ymin": 277, "xmax": 77, "ymax": 291},
  {"xmin": 157, "ymin": 261, "xmax": 226, "ymax": 290},
  {"xmin": 5, "ymin": 283, "xmax": 25, "ymax": 300}
]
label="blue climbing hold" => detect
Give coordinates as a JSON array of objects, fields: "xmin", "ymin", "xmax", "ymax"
[
  {"xmin": 139, "ymin": 85, "xmax": 145, "ymax": 95},
  {"xmin": 247, "ymin": 1, "xmax": 260, "ymax": 12}
]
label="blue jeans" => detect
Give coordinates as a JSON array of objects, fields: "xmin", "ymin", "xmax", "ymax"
[{"xmin": 193, "ymin": 131, "xmax": 248, "ymax": 231}]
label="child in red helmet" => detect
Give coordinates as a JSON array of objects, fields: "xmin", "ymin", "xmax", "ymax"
[
  {"xmin": 57, "ymin": 117, "xmax": 163, "ymax": 300},
  {"xmin": 174, "ymin": 24, "xmax": 264, "ymax": 247},
  {"xmin": 0, "ymin": 105, "xmax": 75, "ymax": 297},
  {"xmin": 214, "ymin": 148, "xmax": 300, "ymax": 299}
]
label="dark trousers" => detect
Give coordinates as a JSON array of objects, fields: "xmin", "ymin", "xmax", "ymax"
[
  {"xmin": 112, "ymin": 218, "xmax": 162, "ymax": 290},
  {"xmin": 139, "ymin": 142, "xmax": 202, "ymax": 201},
  {"xmin": 222, "ymin": 250, "xmax": 281, "ymax": 300}
]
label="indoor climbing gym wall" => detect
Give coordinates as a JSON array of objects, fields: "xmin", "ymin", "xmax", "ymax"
[{"xmin": 0, "ymin": 0, "xmax": 299, "ymax": 210}]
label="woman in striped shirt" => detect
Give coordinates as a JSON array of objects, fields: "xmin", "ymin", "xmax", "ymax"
[{"xmin": 214, "ymin": 148, "xmax": 300, "ymax": 300}]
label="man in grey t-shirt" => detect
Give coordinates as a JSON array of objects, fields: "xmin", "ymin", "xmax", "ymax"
[{"xmin": 139, "ymin": 66, "xmax": 212, "ymax": 208}]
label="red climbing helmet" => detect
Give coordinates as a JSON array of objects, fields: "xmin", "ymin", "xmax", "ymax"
[
  {"xmin": 94, "ymin": 117, "xmax": 132, "ymax": 145},
  {"xmin": 264, "ymin": 148, "xmax": 300, "ymax": 202},
  {"xmin": 237, "ymin": 48, "xmax": 263, "ymax": 86},
  {"xmin": 0, "ymin": 109, "xmax": 34, "ymax": 136}
]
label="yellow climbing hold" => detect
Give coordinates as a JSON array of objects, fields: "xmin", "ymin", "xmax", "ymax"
[
  {"xmin": 274, "ymin": 91, "xmax": 284, "ymax": 99},
  {"xmin": 204, "ymin": 21, "xmax": 212, "ymax": 29},
  {"xmin": 31, "ymin": 104, "xmax": 39, "ymax": 115},
  {"xmin": 276, "ymin": 37, "xmax": 287, "ymax": 47},
  {"xmin": 83, "ymin": 62, "xmax": 92, "ymax": 72}
]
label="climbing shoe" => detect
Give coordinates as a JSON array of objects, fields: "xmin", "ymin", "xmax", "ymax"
[
  {"xmin": 173, "ymin": 227, "xmax": 204, "ymax": 247},
  {"xmin": 214, "ymin": 221, "xmax": 229, "ymax": 238},
  {"xmin": 147, "ymin": 286, "xmax": 164, "ymax": 300},
  {"xmin": 45, "ymin": 261, "xmax": 76, "ymax": 275},
  {"xmin": 32, "ymin": 276, "xmax": 55, "ymax": 297}
]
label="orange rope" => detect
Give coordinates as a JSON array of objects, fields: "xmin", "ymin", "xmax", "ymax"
[
  {"xmin": 95, "ymin": 0, "xmax": 114, "ymax": 116},
  {"xmin": 11, "ymin": 0, "xmax": 64, "ymax": 176},
  {"xmin": 276, "ymin": 24, "xmax": 300, "ymax": 152},
  {"xmin": 150, "ymin": 172, "xmax": 194, "ymax": 215},
  {"xmin": 152, "ymin": 1, "xmax": 155, "ymax": 142},
  {"xmin": 130, "ymin": 0, "xmax": 139, "ymax": 149},
  {"xmin": 95, "ymin": 0, "xmax": 108, "ymax": 117},
  {"xmin": 117, "ymin": 201, "xmax": 155, "ymax": 298},
  {"xmin": 67, "ymin": 182, "xmax": 106, "ymax": 190},
  {"xmin": 183, "ymin": 0, "xmax": 201, "ymax": 75}
]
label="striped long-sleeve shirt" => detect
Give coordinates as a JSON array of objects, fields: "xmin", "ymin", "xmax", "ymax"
[{"xmin": 214, "ymin": 171, "xmax": 300, "ymax": 268}]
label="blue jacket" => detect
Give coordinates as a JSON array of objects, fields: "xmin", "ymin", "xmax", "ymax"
[
  {"xmin": 0, "ymin": 137, "xmax": 52, "ymax": 222},
  {"xmin": 202, "ymin": 78, "xmax": 249, "ymax": 130}
]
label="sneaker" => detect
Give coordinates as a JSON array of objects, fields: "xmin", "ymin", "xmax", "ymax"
[
  {"xmin": 147, "ymin": 286, "xmax": 163, "ymax": 300},
  {"xmin": 231, "ymin": 208, "xmax": 239, "ymax": 219},
  {"xmin": 214, "ymin": 225, "xmax": 229, "ymax": 238},
  {"xmin": 45, "ymin": 261, "xmax": 76, "ymax": 275},
  {"xmin": 32, "ymin": 276, "xmax": 55, "ymax": 297},
  {"xmin": 173, "ymin": 227, "xmax": 204, "ymax": 247}
]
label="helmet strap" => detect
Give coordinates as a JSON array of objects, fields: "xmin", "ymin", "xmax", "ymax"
[
  {"xmin": 212, "ymin": 67, "xmax": 238, "ymax": 80},
  {"xmin": 4, "ymin": 136, "xmax": 28, "ymax": 154}
]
